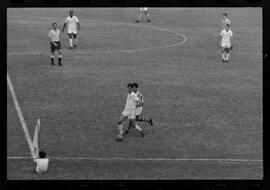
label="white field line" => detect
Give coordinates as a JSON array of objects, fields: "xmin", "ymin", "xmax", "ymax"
[
  {"xmin": 7, "ymin": 156, "xmax": 263, "ymax": 163},
  {"xmin": 7, "ymin": 73, "xmax": 35, "ymax": 158},
  {"xmin": 7, "ymin": 18, "xmax": 188, "ymax": 55}
]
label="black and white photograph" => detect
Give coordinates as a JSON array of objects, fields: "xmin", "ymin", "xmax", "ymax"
[{"xmin": 6, "ymin": 7, "xmax": 263, "ymax": 180}]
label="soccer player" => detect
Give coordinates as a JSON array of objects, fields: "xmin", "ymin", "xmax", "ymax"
[
  {"xmin": 49, "ymin": 22, "xmax": 63, "ymax": 66},
  {"xmin": 117, "ymin": 83, "xmax": 144, "ymax": 137},
  {"xmin": 124, "ymin": 83, "xmax": 153, "ymax": 136},
  {"xmin": 220, "ymin": 24, "xmax": 233, "ymax": 62},
  {"xmin": 33, "ymin": 150, "xmax": 49, "ymax": 174},
  {"xmin": 222, "ymin": 13, "xmax": 231, "ymax": 29},
  {"xmin": 135, "ymin": 7, "xmax": 151, "ymax": 23},
  {"xmin": 62, "ymin": 10, "xmax": 80, "ymax": 49}
]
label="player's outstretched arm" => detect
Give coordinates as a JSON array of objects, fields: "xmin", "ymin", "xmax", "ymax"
[
  {"xmin": 62, "ymin": 23, "xmax": 66, "ymax": 32},
  {"xmin": 77, "ymin": 22, "xmax": 80, "ymax": 31}
]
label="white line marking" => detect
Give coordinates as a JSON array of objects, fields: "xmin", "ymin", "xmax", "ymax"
[
  {"xmin": 7, "ymin": 73, "xmax": 35, "ymax": 158},
  {"xmin": 7, "ymin": 156, "xmax": 263, "ymax": 162},
  {"xmin": 7, "ymin": 18, "xmax": 188, "ymax": 55}
]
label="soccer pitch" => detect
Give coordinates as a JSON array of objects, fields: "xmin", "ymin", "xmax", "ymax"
[{"xmin": 7, "ymin": 8, "xmax": 262, "ymax": 179}]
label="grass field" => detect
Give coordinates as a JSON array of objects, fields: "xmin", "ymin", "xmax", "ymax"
[{"xmin": 7, "ymin": 8, "xmax": 263, "ymax": 179}]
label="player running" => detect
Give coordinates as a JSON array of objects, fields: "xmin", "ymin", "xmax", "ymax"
[
  {"xmin": 117, "ymin": 83, "xmax": 144, "ymax": 138},
  {"xmin": 123, "ymin": 83, "xmax": 153, "ymax": 136},
  {"xmin": 124, "ymin": 83, "xmax": 153, "ymax": 136},
  {"xmin": 222, "ymin": 13, "xmax": 231, "ymax": 29},
  {"xmin": 135, "ymin": 7, "xmax": 151, "ymax": 23},
  {"xmin": 220, "ymin": 24, "xmax": 233, "ymax": 62},
  {"xmin": 48, "ymin": 22, "xmax": 63, "ymax": 66},
  {"xmin": 62, "ymin": 10, "xmax": 80, "ymax": 49}
]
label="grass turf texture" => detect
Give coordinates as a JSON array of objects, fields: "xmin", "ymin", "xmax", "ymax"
[{"xmin": 7, "ymin": 8, "xmax": 262, "ymax": 179}]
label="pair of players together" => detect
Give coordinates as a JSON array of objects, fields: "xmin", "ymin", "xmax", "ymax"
[
  {"xmin": 48, "ymin": 10, "xmax": 80, "ymax": 66},
  {"xmin": 220, "ymin": 13, "xmax": 233, "ymax": 63},
  {"xmin": 117, "ymin": 83, "xmax": 153, "ymax": 140}
]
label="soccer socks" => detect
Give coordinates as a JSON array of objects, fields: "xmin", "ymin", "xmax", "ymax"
[
  {"xmin": 74, "ymin": 38, "xmax": 77, "ymax": 47},
  {"xmin": 50, "ymin": 55, "xmax": 55, "ymax": 65},
  {"xmin": 69, "ymin": 38, "xmax": 73, "ymax": 47},
  {"xmin": 137, "ymin": 116, "xmax": 150, "ymax": 123},
  {"xmin": 135, "ymin": 124, "xmax": 142, "ymax": 131},
  {"xmin": 226, "ymin": 53, "xmax": 230, "ymax": 61},
  {"xmin": 222, "ymin": 52, "xmax": 225, "ymax": 61},
  {"xmin": 118, "ymin": 124, "xmax": 124, "ymax": 135},
  {"xmin": 58, "ymin": 55, "xmax": 63, "ymax": 66},
  {"xmin": 135, "ymin": 124, "xmax": 144, "ymax": 137}
]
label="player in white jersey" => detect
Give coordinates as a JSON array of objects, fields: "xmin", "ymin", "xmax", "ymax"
[
  {"xmin": 117, "ymin": 83, "xmax": 144, "ymax": 137},
  {"xmin": 135, "ymin": 7, "xmax": 151, "ymax": 23},
  {"xmin": 33, "ymin": 151, "xmax": 49, "ymax": 174},
  {"xmin": 124, "ymin": 83, "xmax": 153, "ymax": 136},
  {"xmin": 62, "ymin": 10, "xmax": 80, "ymax": 49},
  {"xmin": 222, "ymin": 13, "xmax": 231, "ymax": 29},
  {"xmin": 48, "ymin": 23, "xmax": 63, "ymax": 66},
  {"xmin": 220, "ymin": 24, "xmax": 233, "ymax": 62}
]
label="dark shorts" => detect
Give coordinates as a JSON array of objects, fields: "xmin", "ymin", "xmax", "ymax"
[{"xmin": 50, "ymin": 41, "xmax": 61, "ymax": 52}]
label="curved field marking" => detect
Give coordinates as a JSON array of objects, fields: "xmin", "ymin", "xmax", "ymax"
[
  {"xmin": 7, "ymin": 18, "xmax": 188, "ymax": 55},
  {"xmin": 7, "ymin": 156, "xmax": 262, "ymax": 163}
]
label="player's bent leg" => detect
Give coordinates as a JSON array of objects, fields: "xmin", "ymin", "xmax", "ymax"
[
  {"xmin": 130, "ymin": 119, "xmax": 144, "ymax": 137},
  {"xmin": 117, "ymin": 115, "xmax": 128, "ymax": 135}
]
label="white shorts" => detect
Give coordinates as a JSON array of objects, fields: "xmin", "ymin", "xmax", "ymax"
[
  {"xmin": 67, "ymin": 29, "xmax": 78, "ymax": 34},
  {"xmin": 122, "ymin": 110, "xmax": 136, "ymax": 119},
  {"xmin": 135, "ymin": 108, "xmax": 142, "ymax": 116},
  {"xmin": 221, "ymin": 42, "xmax": 231, "ymax": 48},
  {"xmin": 140, "ymin": 7, "xmax": 148, "ymax": 12}
]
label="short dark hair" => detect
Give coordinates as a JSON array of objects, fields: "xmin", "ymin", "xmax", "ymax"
[
  {"xmin": 222, "ymin": 13, "xmax": 227, "ymax": 16},
  {"xmin": 127, "ymin": 83, "xmax": 133, "ymax": 88},
  {"xmin": 39, "ymin": 151, "xmax": 47, "ymax": 158},
  {"xmin": 52, "ymin": 22, "xmax": 57, "ymax": 26},
  {"xmin": 133, "ymin": 83, "xmax": 139, "ymax": 88}
]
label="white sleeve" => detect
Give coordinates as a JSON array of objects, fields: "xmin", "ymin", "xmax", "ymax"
[
  {"xmin": 76, "ymin": 16, "xmax": 79, "ymax": 22},
  {"xmin": 65, "ymin": 17, "xmax": 68, "ymax": 23},
  {"xmin": 48, "ymin": 31, "xmax": 52, "ymax": 38}
]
